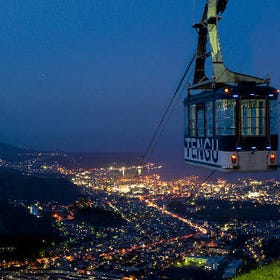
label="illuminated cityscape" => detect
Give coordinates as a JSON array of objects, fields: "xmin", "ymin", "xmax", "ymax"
[
  {"xmin": 0, "ymin": 154, "xmax": 279, "ymax": 279},
  {"xmin": 0, "ymin": 1, "xmax": 278, "ymax": 279}
]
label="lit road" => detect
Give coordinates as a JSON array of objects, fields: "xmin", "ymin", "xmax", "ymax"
[{"xmin": 140, "ymin": 197, "xmax": 208, "ymax": 235}]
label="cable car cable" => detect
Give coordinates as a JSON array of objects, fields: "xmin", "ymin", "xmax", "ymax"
[
  {"xmin": 201, "ymin": 170, "xmax": 216, "ymax": 185},
  {"xmin": 143, "ymin": 52, "xmax": 196, "ymax": 160},
  {"xmin": 144, "ymin": 78, "xmax": 191, "ymax": 160},
  {"xmin": 144, "ymin": 67, "xmax": 194, "ymax": 159},
  {"xmin": 147, "ymin": 82, "xmax": 189, "ymax": 158}
]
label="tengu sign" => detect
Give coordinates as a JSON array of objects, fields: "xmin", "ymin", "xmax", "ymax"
[{"xmin": 185, "ymin": 138, "xmax": 219, "ymax": 163}]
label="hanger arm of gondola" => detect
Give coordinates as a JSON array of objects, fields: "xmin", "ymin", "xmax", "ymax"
[{"xmin": 191, "ymin": 0, "xmax": 269, "ymax": 90}]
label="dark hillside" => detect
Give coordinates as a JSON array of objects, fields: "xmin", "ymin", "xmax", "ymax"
[
  {"xmin": 0, "ymin": 142, "xmax": 30, "ymax": 161},
  {"xmin": 0, "ymin": 201, "xmax": 60, "ymax": 260},
  {"xmin": 0, "ymin": 168, "xmax": 81, "ymax": 203}
]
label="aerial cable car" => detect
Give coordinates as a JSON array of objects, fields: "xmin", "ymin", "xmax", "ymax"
[{"xmin": 184, "ymin": 0, "xmax": 279, "ymax": 171}]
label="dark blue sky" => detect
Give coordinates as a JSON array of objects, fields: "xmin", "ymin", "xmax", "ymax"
[{"xmin": 0, "ymin": 0, "xmax": 279, "ymax": 162}]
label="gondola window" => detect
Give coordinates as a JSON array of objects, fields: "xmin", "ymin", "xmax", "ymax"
[
  {"xmin": 184, "ymin": 105, "xmax": 189, "ymax": 135},
  {"xmin": 206, "ymin": 101, "xmax": 213, "ymax": 136},
  {"xmin": 270, "ymin": 99, "xmax": 278, "ymax": 135},
  {"xmin": 190, "ymin": 104, "xmax": 196, "ymax": 136},
  {"xmin": 241, "ymin": 99, "xmax": 265, "ymax": 136},
  {"xmin": 215, "ymin": 99, "xmax": 236, "ymax": 135},
  {"xmin": 197, "ymin": 104, "xmax": 205, "ymax": 137}
]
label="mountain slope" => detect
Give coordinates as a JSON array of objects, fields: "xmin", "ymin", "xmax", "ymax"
[
  {"xmin": 0, "ymin": 168, "xmax": 81, "ymax": 203},
  {"xmin": 236, "ymin": 261, "xmax": 280, "ymax": 280}
]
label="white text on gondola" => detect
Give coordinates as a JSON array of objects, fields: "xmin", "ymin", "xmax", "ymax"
[{"xmin": 184, "ymin": 137, "xmax": 219, "ymax": 163}]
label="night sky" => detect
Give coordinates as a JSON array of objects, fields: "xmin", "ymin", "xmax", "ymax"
[{"xmin": 0, "ymin": 0, "xmax": 279, "ymax": 164}]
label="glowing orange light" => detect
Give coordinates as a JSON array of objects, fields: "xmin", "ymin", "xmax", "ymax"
[
  {"xmin": 65, "ymin": 255, "xmax": 74, "ymax": 261},
  {"xmin": 231, "ymin": 154, "xmax": 238, "ymax": 164},
  {"xmin": 270, "ymin": 153, "xmax": 276, "ymax": 163},
  {"xmin": 52, "ymin": 213, "xmax": 63, "ymax": 221},
  {"xmin": 224, "ymin": 88, "xmax": 230, "ymax": 93}
]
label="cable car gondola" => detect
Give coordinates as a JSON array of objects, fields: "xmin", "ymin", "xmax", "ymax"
[{"xmin": 184, "ymin": 0, "xmax": 278, "ymax": 171}]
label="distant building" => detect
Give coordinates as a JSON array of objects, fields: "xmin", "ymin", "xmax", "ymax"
[
  {"xmin": 208, "ymin": 247, "xmax": 230, "ymax": 255},
  {"xmin": 205, "ymin": 256, "xmax": 226, "ymax": 271},
  {"xmin": 29, "ymin": 204, "xmax": 41, "ymax": 218},
  {"xmin": 113, "ymin": 183, "xmax": 131, "ymax": 193}
]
